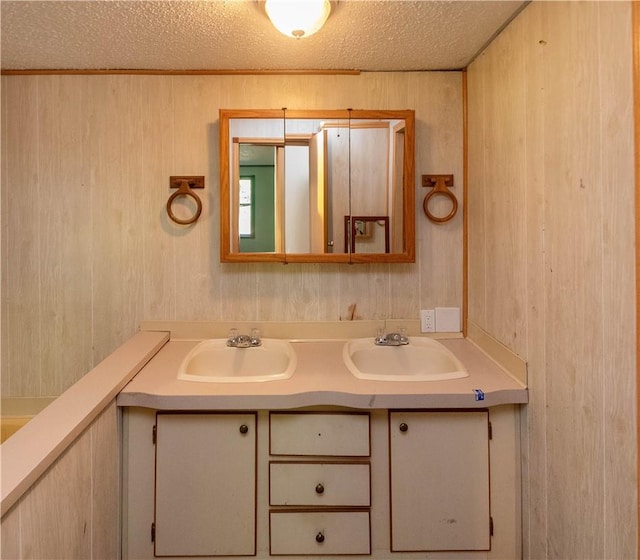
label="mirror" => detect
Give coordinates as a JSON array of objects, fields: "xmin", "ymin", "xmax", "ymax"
[{"xmin": 219, "ymin": 109, "xmax": 415, "ymax": 263}]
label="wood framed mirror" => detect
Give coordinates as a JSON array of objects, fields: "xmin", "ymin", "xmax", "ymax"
[{"xmin": 219, "ymin": 109, "xmax": 415, "ymax": 263}]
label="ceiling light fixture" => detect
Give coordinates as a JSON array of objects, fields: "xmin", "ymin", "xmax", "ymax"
[{"xmin": 264, "ymin": 0, "xmax": 331, "ymax": 39}]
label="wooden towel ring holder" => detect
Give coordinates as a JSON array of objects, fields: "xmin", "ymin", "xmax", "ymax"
[
  {"xmin": 166, "ymin": 176, "xmax": 204, "ymax": 225},
  {"xmin": 422, "ymin": 174, "xmax": 457, "ymax": 224}
]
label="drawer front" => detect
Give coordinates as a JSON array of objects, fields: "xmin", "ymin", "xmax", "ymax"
[
  {"xmin": 270, "ymin": 412, "xmax": 370, "ymax": 456},
  {"xmin": 270, "ymin": 511, "xmax": 370, "ymax": 555},
  {"xmin": 270, "ymin": 462, "xmax": 370, "ymax": 506}
]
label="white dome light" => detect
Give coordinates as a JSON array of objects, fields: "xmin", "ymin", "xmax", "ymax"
[{"xmin": 265, "ymin": 0, "xmax": 332, "ymax": 39}]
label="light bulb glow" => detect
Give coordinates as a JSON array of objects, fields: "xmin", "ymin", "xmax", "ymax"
[{"xmin": 265, "ymin": 0, "xmax": 331, "ymax": 39}]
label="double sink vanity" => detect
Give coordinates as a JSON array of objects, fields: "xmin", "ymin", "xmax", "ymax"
[{"xmin": 118, "ymin": 323, "xmax": 527, "ymax": 560}]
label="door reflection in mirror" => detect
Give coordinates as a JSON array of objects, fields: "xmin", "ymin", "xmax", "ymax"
[{"xmin": 238, "ymin": 145, "xmax": 276, "ymax": 253}]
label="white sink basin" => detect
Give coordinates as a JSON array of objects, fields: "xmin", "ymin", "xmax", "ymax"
[
  {"xmin": 343, "ymin": 337, "xmax": 468, "ymax": 381},
  {"xmin": 177, "ymin": 339, "xmax": 297, "ymax": 382}
]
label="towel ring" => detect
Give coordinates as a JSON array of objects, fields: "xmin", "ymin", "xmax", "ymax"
[
  {"xmin": 166, "ymin": 179, "xmax": 202, "ymax": 225},
  {"xmin": 422, "ymin": 174, "xmax": 458, "ymax": 224}
]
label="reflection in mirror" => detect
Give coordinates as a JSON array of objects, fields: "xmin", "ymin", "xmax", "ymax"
[
  {"xmin": 344, "ymin": 216, "xmax": 390, "ymax": 254},
  {"xmin": 238, "ymin": 145, "xmax": 276, "ymax": 252},
  {"xmin": 220, "ymin": 109, "xmax": 415, "ymax": 263}
]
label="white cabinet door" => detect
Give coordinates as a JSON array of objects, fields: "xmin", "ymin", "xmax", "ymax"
[
  {"xmin": 154, "ymin": 413, "xmax": 256, "ymax": 557},
  {"xmin": 389, "ymin": 411, "xmax": 490, "ymax": 552}
]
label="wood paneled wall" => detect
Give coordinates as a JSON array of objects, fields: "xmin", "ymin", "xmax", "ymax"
[
  {"xmin": 1, "ymin": 73, "xmax": 464, "ymax": 397},
  {"xmin": 467, "ymin": 2, "xmax": 636, "ymax": 558},
  {"xmin": 1, "ymin": 402, "xmax": 119, "ymax": 559}
]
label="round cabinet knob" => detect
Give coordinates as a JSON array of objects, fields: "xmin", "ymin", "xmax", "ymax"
[
  {"xmin": 399, "ymin": 422, "xmax": 408, "ymax": 432},
  {"xmin": 239, "ymin": 424, "xmax": 249, "ymax": 434},
  {"xmin": 315, "ymin": 532, "xmax": 325, "ymax": 543},
  {"xmin": 315, "ymin": 483, "xmax": 325, "ymax": 494}
]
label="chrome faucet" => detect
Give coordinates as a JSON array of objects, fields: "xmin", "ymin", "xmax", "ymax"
[
  {"xmin": 374, "ymin": 330, "xmax": 409, "ymax": 346},
  {"xmin": 227, "ymin": 328, "xmax": 262, "ymax": 348}
]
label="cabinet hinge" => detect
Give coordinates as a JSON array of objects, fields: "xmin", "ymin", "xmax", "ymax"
[
  {"xmin": 151, "ymin": 522, "xmax": 156, "ymax": 542},
  {"xmin": 152, "ymin": 425, "xmax": 157, "ymax": 445},
  {"xmin": 490, "ymin": 516, "xmax": 494, "ymax": 536},
  {"xmin": 488, "ymin": 421, "xmax": 493, "ymax": 440}
]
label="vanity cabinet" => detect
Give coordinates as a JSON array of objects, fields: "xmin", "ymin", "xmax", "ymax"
[
  {"xmin": 389, "ymin": 410, "xmax": 490, "ymax": 552},
  {"xmin": 153, "ymin": 412, "xmax": 257, "ymax": 557},
  {"xmin": 123, "ymin": 406, "xmax": 519, "ymax": 559},
  {"xmin": 268, "ymin": 412, "xmax": 371, "ymax": 555}
]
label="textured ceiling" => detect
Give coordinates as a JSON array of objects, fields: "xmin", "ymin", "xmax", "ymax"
[{"xmin": 1, "ymin": 0, "xmax": 527, "ymax": 72}]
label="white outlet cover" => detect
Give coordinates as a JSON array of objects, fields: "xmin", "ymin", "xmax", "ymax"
[
  {"xmin": 435, "ymin": 307, "xmax": 461, "ymax": 332},
  {"xmin": 420, "ymin": 309, "xmax": 435, "ymax": 333}
]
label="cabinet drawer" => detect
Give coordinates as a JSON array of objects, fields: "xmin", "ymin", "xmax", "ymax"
[
  {"xmin": 270, "ymin": 510, "xmax": 370, "ymax": 555},
  {"xmin": 270, "ymin": 461, "xmax": 370, "ymax": 506},
  {"xmin": 270, "ymin": 412, "xmax": 370, "ymax": 456}
]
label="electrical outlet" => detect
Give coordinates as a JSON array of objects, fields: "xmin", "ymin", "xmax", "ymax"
[{"xmin": 420, "ymin": 309, "xmax": 435, "ymax": 333}]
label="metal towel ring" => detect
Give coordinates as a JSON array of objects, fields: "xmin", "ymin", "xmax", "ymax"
[
  {"xmin": 422, "ymin": 174, "xmax": 458, "ymax": 224},
  {"xmin": 166, "ymin": 179, "xmax": 202, "ymax": 225}
]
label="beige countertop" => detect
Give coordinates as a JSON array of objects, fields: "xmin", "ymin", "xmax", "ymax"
[{"xmin": 117, "ymin": 337, "xmax": 527, "ymax": 410}]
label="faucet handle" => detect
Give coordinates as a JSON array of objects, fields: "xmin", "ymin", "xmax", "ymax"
[
  {"xmin": 250, "ymin": 328, "xmax": 262, "ymax": 346},
  {"xmin": 398, "ymin": 328, "xmax": 409, "ymax": 344},
  {"xmin": 227, "ymin": 328, "xmax": 238, "ymax": 346}
]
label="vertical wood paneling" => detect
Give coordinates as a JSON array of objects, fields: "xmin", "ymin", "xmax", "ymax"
[
  {"xmin": 3, "ymin": 77, "xmax": 41, "ymax": 397},
  {"xmin": 89, "ymin": 76, "xmax": 145, "ymax": 365},
  {"xmin": 38, "ymin": 76, "xmax": 93, "ymax": 395},
  {"xmin": 209, "ymin": 77, "xmax": 243, "ymax": 322},
  {"xmin": 1, "ymin": 503, "xmax": 21, "ymax": 559},
  {"xmin": 21, "ymin": 428, "xmax": 92, "ymax": 559},
  {"xmin": 544, "ymin": 5, "xmax": 605, "ymax": 557},
  {"xmin": 414, "ymin": 74, "xmax": 464, "ymax": 311},
  {"xmin": 597, "ymin": 3, "xmax": 636, "ymax": 557},
  {"xmin": 171, "ymin": 77, "xmax": 222, "ymax": 321},
  {"xmin": 256, "ymin": 263, "xmax": 321, "ymax": 320},
  {"xmin": 467, "ymin": 1, "xmax": 636, "ymax": 559},
  {"xmin": 466, "ymin": 62, "xmax": 486, "ymax": 329},
  {"xmin": 339, "ymin": 264, "xmax": 389, "ymax": 320},
  {"xmin": 521, "ymin": 5, "xmax": 547, "ymax": 559},
  {"xmin": 484, "ymin": 22, "xmax": 528, "ymax": 358},
  {"xmin": 316, "ymin": 264, "xmax": 344, "ymax": 320},
  {"xmin": 388, "ymin": 263, "xmax": 421, "ymax": 319},
  {"xmin": 140, "ymin": 76, "xmax": 176, "ymax": 321}
]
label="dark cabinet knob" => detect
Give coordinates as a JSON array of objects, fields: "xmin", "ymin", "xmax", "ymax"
[
  {"xmin": 239, "ymin": 424, "xmax": 249, "ymax": 434},
  {"xmin": 399, "ymin": 422, "xmax": 408, "ymax": 432},
  {"xmin": 315, "ymin": 532, "xmax": 325, "ymax": 543},
  {"xmin": 315, "ymin": 483, "xmax": 325, "ymax": 494}
]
